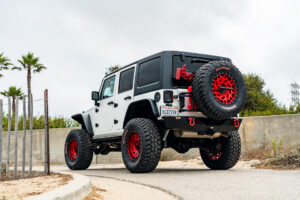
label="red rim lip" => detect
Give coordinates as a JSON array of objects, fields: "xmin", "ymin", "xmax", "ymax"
[
  {"xmin": 212, "ymin": 73, "xmax": 237, "ymax": 105},
  {"xmin": 127, "ymin": 132, "xmax": 141, "ymax": 161},
  {"xmin": 69, "ymin": 140, "xmax": 78, "ymax": 161}
]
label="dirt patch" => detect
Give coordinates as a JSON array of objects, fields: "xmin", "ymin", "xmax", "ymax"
[
  {"xmin": 1, "ymin": 170, "xmax": 49, "ymax": 182},
  {"xmin": 241, "ymin": 148, "xmax": 294, "ymax": 161},
  {"xmin": 254, "ymin": 150, "xmax": 300, "ymax": 170},
  {"xmin": 0, "ymin": 172, "xmax": 72, "ymax": 200},
  {"xmin": 83, "ymin": 185, "xmax": 106, "ymax": 200}
]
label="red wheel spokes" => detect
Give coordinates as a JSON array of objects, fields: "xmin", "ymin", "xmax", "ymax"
[
  {"xmin": 212, "ymin": 73, "xmax": 237, "ymax": 104},
  {"xmin": 206, "ymin": 152, "xmax": 223, "ymax": 161},
  {"xmin": 69, "ymin": 140, "xmax": 78, "ymax": 161},
  {"xmin": 127, "ymin": 132, "xmax": 141, "ymax": 161}
]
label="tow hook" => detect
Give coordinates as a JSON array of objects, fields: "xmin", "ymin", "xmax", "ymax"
[
  {"xmin": 233, "ymin": 119, "xmax": 240, "ymax": 128},
  {"xmin": 188, "ymin": 117, "xmax": 195, "ymax": 127}
]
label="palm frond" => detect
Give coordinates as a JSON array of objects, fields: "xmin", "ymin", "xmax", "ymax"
[
  {"xmin": 1, "ymin": 86, "xmax": 24, "ymax": 98},
  {"xmin": 11, "ymin": 66, "xmax": 22, "ymax": 71},
  {"xmin": 17, "ymin": 59, "xmax": 26, "ymax": 69},
  {"xmin": 33, "ymin": 64, "xmax": 47, "ymax": 73}
]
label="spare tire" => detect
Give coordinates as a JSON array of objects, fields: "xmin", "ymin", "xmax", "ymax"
[{"xmin": 192, "ymin": 60, "xmax": 246, "ymax": 120}]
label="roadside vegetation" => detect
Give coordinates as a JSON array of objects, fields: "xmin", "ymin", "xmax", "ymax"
[
  {"xmin": 254, "ymin": 148, "xmax": 300, "ymax": 170},
  {"xmin": 1, "ymin": 114, "xmax": 79, "ymax": 131},
  {"xmin": 242, "ymin": 138, "xmax": 300, "ymax": 170},
  {"xmin": 241, "ymin": 73, "xmax": 300, "ymax": 116}
]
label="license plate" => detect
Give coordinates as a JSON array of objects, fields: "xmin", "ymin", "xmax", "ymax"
[{"xmin": 161, "ymin": 106, "xmax": 178, "ymax": 116}]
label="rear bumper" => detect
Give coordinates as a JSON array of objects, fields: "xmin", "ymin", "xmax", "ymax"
[{"xmin": 163, "ymin": 117, "xmax": 242, "ymax": 133}]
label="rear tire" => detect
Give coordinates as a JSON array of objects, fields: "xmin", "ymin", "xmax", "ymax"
[
  {"xmin": 121, "ymin": 118, "xmax": 162, "ymax": 173},
  {"xmin": 200, "ymin": 131, "xmax": 241, "ymax": 170},
  {"xmin": 64, "ymin": 129, "xmax": 93, "ymax": 170}
]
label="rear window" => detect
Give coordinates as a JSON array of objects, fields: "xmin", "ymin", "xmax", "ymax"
[
  {"xmin": 119, "ymin": 68, "xmax": 134, "ymax": 93},
  {"xmin": 172, "ymin": 55, "xmax": 213, "ymax": 87},
  {"xmin": 137, "ymin": 57, "xmax": 161, "ymax": 87}
]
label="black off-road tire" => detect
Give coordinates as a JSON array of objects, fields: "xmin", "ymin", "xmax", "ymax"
[
  {"xmin": 200, "ymin": 131, "xmax": 241, "ymax": 170},
  {"xmin": 64, "ymin": 129, "xmax": 93, "ymax": 170},
  {"xmin": 121, "ymin": 118, "xmax": 162, "ymax": 173},
  {"xmin": 192, "ymin": 60, "xmax": 246, "ymax": 120}
]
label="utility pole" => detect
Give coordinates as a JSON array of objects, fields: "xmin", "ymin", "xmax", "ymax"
[{"xmin": 44, "ymin": 89, "xmax": 50, "ymax": 175}]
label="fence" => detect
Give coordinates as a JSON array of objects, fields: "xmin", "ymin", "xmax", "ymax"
[{"xmin": 0, "ymin": 89, "xmax": 49, "ymax": 180}]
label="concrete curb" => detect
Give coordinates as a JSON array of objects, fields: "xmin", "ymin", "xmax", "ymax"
[{"xmin": 24, "ymin": 173, "xmax": 91, "ymax": 200}]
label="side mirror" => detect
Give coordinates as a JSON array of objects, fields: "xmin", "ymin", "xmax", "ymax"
[{"xmin": 91, "ymin": 91, "xmax": 100, "ymax": 106}]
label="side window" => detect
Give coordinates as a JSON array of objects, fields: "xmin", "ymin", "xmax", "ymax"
[
  {"xmin": 100, "ymin": 76, "xmax": 116, "ymax": 100},
  {"xmin": 137, "ymin": 57, "xmax": 161, "ymax": 87},
  {"xmin": 119, "ymin": 68, "xmax": 134, "ymax": 93}
]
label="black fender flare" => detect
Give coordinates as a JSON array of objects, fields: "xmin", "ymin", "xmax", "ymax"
[
  {"xmin": 123, "ymin": 99, "xmax": 159, "ymax": 128},
  {"xmin": 71, "ymin": 113, "xmax": 94, "ymax": 135}
]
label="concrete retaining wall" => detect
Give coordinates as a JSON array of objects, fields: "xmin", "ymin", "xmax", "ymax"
[{"xmin": 1, "ymin": 114, "xmax": 299, "ymax": 165}]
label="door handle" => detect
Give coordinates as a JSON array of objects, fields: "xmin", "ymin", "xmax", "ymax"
[
  {"xmin": 124, "ymin": 96, "xmax": 131, "ymax": 100},
  {"xmin": 107, "ymin": 101, "xmax": 114, "ymax": 105}
]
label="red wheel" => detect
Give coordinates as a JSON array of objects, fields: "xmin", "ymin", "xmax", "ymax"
[
  {"xmin": 64, "ymin": 129, "xmax": 93, "ymax": 170},
  {"xmin": 206, "ymin": 152, "xmax": 222, "ymax": 161},
  {"xmin": 69, "ymin": 140, "xmax": 78, "ymax": 161},
  {"xmin": 212, "ymin": 73, "xmax": 236, "ymax": 105},
  {"xmin": 127, "ymin": 132, "xmax": 141, "ymax": 161},
  {"xmin": 200, "ymin": 131, "xmax": 241, "ymax": 170},
  {"xmin": 121, "ymin": 118, "xmax": 162, "ymax": 173}
]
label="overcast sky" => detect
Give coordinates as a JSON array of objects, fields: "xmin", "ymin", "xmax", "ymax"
[{"xmin": 0, "ymin": 0, "xmax": 299, "ymax": 117}]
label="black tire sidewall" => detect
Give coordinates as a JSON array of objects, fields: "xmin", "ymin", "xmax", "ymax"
[
  {"xmin": 200, "ymin": 131, "xmax": 241, "ymax": 169},
  {"xmin": 121, "ymin": 123, "xmax": 144, "ymax": 170},
  {"xmin": 192, "ymin": 60, "xmax": 246, "ymax": 119},
  {"xmin": 64, "ymin": 129, "xmax": 93, "ymax": 170},
  {"xmin": 121, "ymin": 118, "xmax": 162, "ymax": 173},
  {"xmin": 64, "ymin": 131, "xmax": 78, "ymax": 169}
]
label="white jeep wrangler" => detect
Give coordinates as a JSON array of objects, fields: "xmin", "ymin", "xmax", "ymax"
[{"xmin": 64, "ymin": 51, "xmax": 246, "ymax": 173}]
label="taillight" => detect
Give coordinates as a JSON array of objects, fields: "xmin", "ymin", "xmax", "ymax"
[
  {"xmin": 187, "ymin": 86, "xmax": 197, "ymax": 110},
  {"xmin": 163, "ymin": 90, "xmax": 173, "ymax": 103}
]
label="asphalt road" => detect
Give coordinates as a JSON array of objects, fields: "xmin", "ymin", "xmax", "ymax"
[{"xmin": 56, "ymin": 160, "xmax": 300, "ymax": 200}]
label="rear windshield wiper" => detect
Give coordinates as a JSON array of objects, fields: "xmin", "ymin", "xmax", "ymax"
[{"xmin": 191, "ymin": 58, "xmax": 211, "ymax": 63}]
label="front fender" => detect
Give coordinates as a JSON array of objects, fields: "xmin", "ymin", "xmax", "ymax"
[{"xmin": 71, "ymin": 113, "xmax": 94, "ymax": 135}]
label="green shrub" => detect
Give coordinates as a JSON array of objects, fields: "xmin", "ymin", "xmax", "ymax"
[{"xmin": 1, "ymin": 114, "xmax": 79, "ymax": 131}]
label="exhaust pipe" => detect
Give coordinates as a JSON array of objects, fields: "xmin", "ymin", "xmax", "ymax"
[{"xmin": 174, "ymin": 131, "xmax": 228, "ymax": 139}]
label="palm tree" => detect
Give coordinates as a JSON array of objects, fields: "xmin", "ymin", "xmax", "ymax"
[
  {"xmin": 1, "ymin": 86, "xmax": 24, "ymax": 114},
  {"xmin": 0, "ymin": 52, "xmax": 12, "ymax": 77},
  {"xmin": 14, "ymin": 52, "xmax": 46, "ymax": 116}
]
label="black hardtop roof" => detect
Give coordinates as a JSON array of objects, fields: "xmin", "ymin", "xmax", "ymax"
[{"xmin": 104, "ymin": 50, "xmax": 230, "ymax": 77}]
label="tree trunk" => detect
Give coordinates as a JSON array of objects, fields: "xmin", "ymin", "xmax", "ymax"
[
  {"xmin": 27, "ymin": 68, "xmax": 31, "ymax": 118},
  {"xmin": 12, "ymin": 97, "xmax": 16, "ymax": 115}
]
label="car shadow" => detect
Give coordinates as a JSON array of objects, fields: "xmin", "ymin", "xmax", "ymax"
[{"xmin": 85, "ymin": 167, "xmax": 218, "ymax": 174}]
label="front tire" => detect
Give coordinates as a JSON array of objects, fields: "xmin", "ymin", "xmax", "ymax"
[
  {"xmin": 64, "ymin": 129, "xmax": 93, "ymax": 170},
  {"xmin": 121, "ymin": 118, "xmax": 162, "ymax": 173},
  {"xmin": 200, "ymin": 131, "xmax": 241, "ymax": 170}
]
